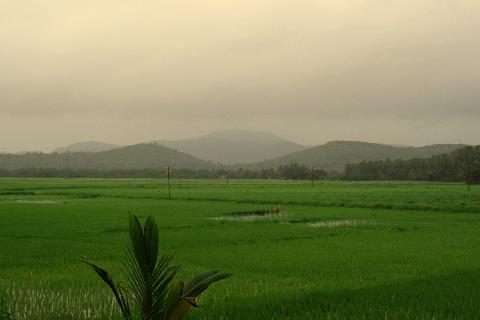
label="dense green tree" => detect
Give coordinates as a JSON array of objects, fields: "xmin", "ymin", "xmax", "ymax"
[
  {"xmin": 344, "ymin": 146, "xmax": 479, "ymax": 184},
  {"xmin": 278, "ymin": 163, "xmax": 310, "ymax": 180},
  {"xmin": 453, "ymin": 146, "xmax": 480, "ymax": 190}
]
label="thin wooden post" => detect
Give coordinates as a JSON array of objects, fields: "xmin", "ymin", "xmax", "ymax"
[
  {"xmin": 311, "ymin": 166, "xmax": 314, "ymax": 187},
  {"xmin": 66, "ymin": 151, "xmax": 70, "ymax": 179},
  {"xmin": 167, "ymin": 165, "xmax": 171, "ymax": 200}
]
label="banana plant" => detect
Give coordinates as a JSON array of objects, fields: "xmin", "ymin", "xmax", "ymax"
[{"xmin": 82, "ymin": 213, "xmax": 231, "ymax": 320}]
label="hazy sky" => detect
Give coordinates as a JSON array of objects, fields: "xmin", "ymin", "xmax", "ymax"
[{"xmin": 1, "ymin": 0, "xmax": 479, "ymax": 152}]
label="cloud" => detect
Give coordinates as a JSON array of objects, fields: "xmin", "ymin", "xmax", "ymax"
[{"xmin": 0, "ymin": 0, "xmax": 479, "ymax": 151}]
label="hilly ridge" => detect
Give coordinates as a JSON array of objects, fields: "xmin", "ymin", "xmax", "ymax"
[
  {"xmin": 243, "ymin": 141, "xmax": 466, "ymax": 172},
  {"xmin": 0, "ymin": 144, "xmax": 214, "ymax": 170},
  {"xmin": 0, "ymin": 133, "xmax": 467, "ymax": 172}
]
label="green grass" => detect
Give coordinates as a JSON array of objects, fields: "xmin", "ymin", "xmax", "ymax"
[{"xmin": 0, "ymin": 179, "xmax": 479, "ymax": 319}]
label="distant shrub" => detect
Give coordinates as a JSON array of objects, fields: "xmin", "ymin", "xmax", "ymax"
[
  {"xmin": 223, "ymin": 206, "xmax": 283, "ymax": 217},
  {"xmin": 0, "ymin": 191, "xmax": 34, "ymax": 196},
  {"xmin": 76, "ymin": 193, "xmax": 101, "ymax": 198}
]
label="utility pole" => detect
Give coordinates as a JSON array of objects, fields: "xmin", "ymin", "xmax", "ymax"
[
  {"xmin": 311, "ymin": 166, "xmax": 314, "ymax": 187},
  {"xmin": 66, "ymin": 150, "xmax": 70, "ymax": 179},
  {"xmin": 167, "ymin": 165, "xmax": 171, "ymax": 200}
]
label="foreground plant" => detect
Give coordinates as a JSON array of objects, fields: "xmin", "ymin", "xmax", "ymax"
[{"xmin": 82, "ymin": 213, "xmax": 231, "ymax": 320}]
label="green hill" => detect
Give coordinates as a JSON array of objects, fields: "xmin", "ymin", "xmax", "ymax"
[
  {"xmin": 243, "ymin": 141, "xmax": 465, "ymax": 172},
  {"xmin": 0, "ymin": 141, "xmax": 466, "ymax": 172},
  {"xmin": 0, "ymin": 143, "xmax": 216, "ymax": 170}
]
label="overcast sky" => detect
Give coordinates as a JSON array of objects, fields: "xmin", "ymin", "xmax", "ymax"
[{"xmin": 1, "ymin": 0, "xmax": 479, "ymax": 152}]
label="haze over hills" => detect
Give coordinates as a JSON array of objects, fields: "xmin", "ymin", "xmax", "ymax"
[
  {"xmin": 53, "ymin": 141, "xmax": 121, "ymax": 153},
  {"xmin": 0, "ymin": 133, "xmax": 467, "ymax": 172},
  {"xmin": 244, "ymin": 141, "xmax": 466, "ymax": 172},
  {"xmin": 0, "ymin": 144, "xmax": 215, "ymax": 170},
  {"xmin": 152, "ymin": 130, "xmax": 306, "ymax": 164}
]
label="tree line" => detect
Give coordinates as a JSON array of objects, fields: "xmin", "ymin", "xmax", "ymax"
[
  {"xmin": 0, "ymin": 163, "xmax": 328, "ymax": 180},
  {"xmin": 344, "ymin": 146, "xmax": 480, "ymax": 188}
]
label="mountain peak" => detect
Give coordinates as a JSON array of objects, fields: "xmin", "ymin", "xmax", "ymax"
[
  {"xmin": 153, "ymin": 130, "xmax": 306, "ymax": 164},
  {"xmin": 202, "ymin": 130, "xmax": 284, "ymax": 144}
]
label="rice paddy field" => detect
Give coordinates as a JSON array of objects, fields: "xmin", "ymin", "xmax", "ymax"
[{"xmin": 0, "ymin": 178, "xmax": 479, "ymax": 320}]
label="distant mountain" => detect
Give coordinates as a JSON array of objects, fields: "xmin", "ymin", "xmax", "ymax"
[
  {"xmin": 53, "ymin": 141, "xmax": 121, "ymax": 153},
  {"xmin": 244, "ymin": 141, "xmax": 466, "ymax": 172},
  {"xmin": 153, "ymin": 130, "xmax": 306, "ymax": 164},
  {"xmin": 0, "ymin": 144, "xmax": 215, "ymax": 170}
]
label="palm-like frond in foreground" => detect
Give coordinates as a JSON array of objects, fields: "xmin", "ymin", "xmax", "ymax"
[{"xmin": 82, "ymin": 213, "xmax": 232, "ymax": 320}]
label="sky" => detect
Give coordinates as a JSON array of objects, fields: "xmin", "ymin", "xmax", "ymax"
[{"xmin": 1, "ymin": 0, "xmax": 479, "ymax": 152}]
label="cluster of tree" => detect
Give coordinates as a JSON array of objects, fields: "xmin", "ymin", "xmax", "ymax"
[
  {"xmin": 277, "ymin": 163, "xmax": 327, "ymax": 180},
  {"xmin": 0, "ymin": 163, "xmax": 328, "ymax": 180},
  {"xmin": 344, "ymin": 146, "xmax": 480, "ymax": 188}
]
